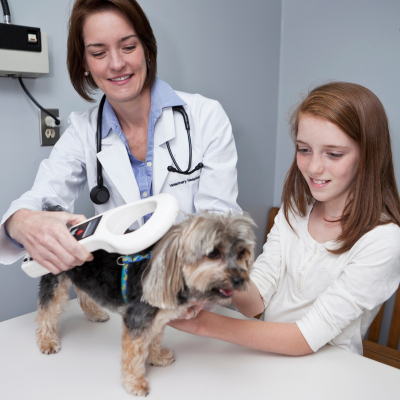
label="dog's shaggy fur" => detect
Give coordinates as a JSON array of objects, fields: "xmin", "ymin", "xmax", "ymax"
[{"xmin": 36, "ymin": 211, "xmax": 255, "ymax": 396}]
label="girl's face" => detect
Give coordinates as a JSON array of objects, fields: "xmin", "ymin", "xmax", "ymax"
[
  {"xmin": 82, "ymin": 9, "xmax": 148, "ymax": 104},
  {"xmin": 296, "ymin": 114, "xmax": 360, "ymax": 207}
]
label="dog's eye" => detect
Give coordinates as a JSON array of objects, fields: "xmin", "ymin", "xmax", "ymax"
[
  {"xmin": 207, "ymin": 248, "xmax": 221, "ymax": 260},
  {"xmin": 237, "ymin": 249, "xmax": 246, "ymax": 260}
]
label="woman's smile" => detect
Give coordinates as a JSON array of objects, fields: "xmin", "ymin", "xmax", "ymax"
[{"xmin": 108, "ymin": 73, "xmax": 134, "ymax": 84}]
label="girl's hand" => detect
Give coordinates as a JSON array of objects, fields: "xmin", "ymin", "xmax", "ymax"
[
  {"xmin": 177, "ymin": 300, "xmax": 207, "ymax": 320},
  {"xmin": 7, "ymin": 209, "xmax": 93, "ymax": 274},
  {"xmin": 168, "ymin": 309, "xmax": 209, "ymax": 336}
]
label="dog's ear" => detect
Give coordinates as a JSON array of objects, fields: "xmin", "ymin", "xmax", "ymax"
[
  {"xmin": 141, "ymin": 224, "xmax": 185, "ymax": 309},
  {"xmin": 231, "ymin": 212, "xmax": 257, "ymax": 271}
]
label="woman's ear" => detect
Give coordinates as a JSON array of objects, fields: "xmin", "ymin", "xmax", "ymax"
[{"xmin": 141, "ymin": 225, "xmax": 185, "ymax": 309}]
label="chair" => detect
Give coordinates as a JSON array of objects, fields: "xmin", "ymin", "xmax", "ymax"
[
  {"xmin": 363, "ymin": 288, "xmax": 400, "ymax": 369},
  {"xmin": 264, "ymin": 207, "xmax": 280, "ymax": 244}
]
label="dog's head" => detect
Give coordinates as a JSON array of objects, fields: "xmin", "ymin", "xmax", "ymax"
[{"xmin": 141, "ymin": 212, "xmax": 256, "ymax": 309}]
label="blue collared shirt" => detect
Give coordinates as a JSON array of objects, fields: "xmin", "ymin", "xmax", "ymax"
[{"xmin": 101, "ymin": 78, "xmax": 186, "ymax": 223}]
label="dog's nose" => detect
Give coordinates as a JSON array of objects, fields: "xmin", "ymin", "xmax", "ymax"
[{"xmin": 230, "ymin": 275, "xmax": 245, "ymax": 289}]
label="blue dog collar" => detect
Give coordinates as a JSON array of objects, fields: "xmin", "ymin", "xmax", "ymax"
[{"xmin": 120, "ymin": 252, "xmax": 151, "ymax": 304}]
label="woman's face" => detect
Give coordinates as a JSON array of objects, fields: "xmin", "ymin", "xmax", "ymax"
[
  {"xmin": 296, "ymin": 114, "xmax": 360, "ymax": 207},
  {"xmin": 82, "ymin": 9, "xmax": 148, "ymax": 104}
]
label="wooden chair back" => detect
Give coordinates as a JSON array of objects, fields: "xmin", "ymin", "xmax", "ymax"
[
  {"xmin": 363, "ymin": 288, "xmax": 400, "ymax": 369},
  {"xmin": 264, "ymin": 207, "xmax": 280, "ymax": 243}
]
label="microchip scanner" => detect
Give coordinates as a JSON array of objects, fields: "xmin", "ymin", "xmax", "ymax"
[{"xmin": 21, "ymin": 193, "xmax": 180, "ymax": 278}]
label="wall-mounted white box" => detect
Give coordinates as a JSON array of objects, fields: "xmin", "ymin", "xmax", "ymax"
[{"xmin": 0, "ymin": 32, "xmax": 49, "ymax": 78}]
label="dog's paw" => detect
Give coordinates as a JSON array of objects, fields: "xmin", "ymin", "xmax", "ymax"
[
  {"xmin": 122, "ymin": 377, "xmax": 150, "ymax": 397},
  {"xmin": 38, "ymin": 341, "xmax": 61, "ymax": 355},
  {"xmin": 86, "ymin": 310, "xmax": 110, "ymax": 323},
  {"xmin": 36, "ymin": 328, "xmax": 61, "ymax": 355},
  {"xmin": 148, "ymin": 347, "xmax": 175, "ymax": 367}
]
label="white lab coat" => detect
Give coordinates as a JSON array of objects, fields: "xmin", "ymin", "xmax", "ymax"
[{"xmin": 0, "ymin": 90, "xmax": 241, "ymax": 265}]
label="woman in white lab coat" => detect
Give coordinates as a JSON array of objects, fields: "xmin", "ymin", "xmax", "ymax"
[{"xmin": 0, "ymin": 0, "xmax": 241, "ymax": 273}]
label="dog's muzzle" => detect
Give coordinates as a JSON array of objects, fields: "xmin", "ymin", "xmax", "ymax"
[{"xmin": 230, "ymin": 275, "xmax": 245, "ymax": 289}]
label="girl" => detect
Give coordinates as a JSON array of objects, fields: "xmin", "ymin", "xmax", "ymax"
[{"xmin": 170, "ymin": 82, "xmax": 400, "ymax": 355}]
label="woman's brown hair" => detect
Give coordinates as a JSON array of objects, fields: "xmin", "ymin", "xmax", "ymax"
[
  {"xmin": 67, "ymin": 0, "xmax": 157, "ymax": 102},
  {"xmin": 282, "ymin": 82, "xmax": 400, "ymax": 254}
]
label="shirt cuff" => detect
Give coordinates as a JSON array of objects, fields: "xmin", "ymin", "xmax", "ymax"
[
  {"xmin": 4, "ymin": 221, "xmax": 24, "ymax": 249},
  {"xmin": 295, "ymin": 300, "xmax": 341, "ymax": 352}
]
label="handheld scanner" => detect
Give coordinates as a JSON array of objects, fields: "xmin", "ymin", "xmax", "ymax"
[{"xmin": 21, "ymin": 193, "xmax": 180, "ymax": 278}]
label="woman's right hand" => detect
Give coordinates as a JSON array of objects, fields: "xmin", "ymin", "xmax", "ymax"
[{"xmin": 7, "ymin": 209, "xmax": 93, "ymax": 274}]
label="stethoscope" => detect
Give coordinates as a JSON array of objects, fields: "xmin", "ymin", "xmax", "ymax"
[{"xmin": 90, "ymin": 95, "xmax": 204, "ymax": 205}]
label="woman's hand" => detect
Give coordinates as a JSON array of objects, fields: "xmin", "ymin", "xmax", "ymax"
[{"xmin": 7, "ymin": 209, "xmax": 93, "ymax": 274}]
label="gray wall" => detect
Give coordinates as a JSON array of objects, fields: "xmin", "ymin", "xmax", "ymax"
[
  {"xmin": 0, "ymin": 0, "xmax": 281, "ymax": 321},
  {"xmin": 273, "ymin": 0, "xmax": 400, "ymax": 349}
]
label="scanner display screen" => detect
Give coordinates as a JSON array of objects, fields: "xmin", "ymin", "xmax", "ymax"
[{"xmin": 69, "ymin": 216, "xmax": 102, "ymax": 241}]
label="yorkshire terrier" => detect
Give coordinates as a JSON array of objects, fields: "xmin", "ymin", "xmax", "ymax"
[{"xmin": 35, "ymin": 211, "xmax": 255, "ymax": 396}]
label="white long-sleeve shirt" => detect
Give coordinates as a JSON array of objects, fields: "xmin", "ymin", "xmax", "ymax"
[{"xmin": 250, "ymin": 204, "xmax": 400, "ymax": 355}]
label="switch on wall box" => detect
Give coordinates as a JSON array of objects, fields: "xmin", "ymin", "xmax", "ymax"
[{"xmin": 0, "ymin": 23, "xmax": 49, "ymax": 78}]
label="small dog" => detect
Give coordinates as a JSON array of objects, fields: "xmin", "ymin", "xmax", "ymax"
[{"xmin": 36, "ymin": 211, "xmax": 255, "ymax": 396}]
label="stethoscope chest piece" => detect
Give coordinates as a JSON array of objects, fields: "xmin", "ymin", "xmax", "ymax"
[{"xmin": 90, "ymin": 185, "xmax": 110, "ymax": 205}]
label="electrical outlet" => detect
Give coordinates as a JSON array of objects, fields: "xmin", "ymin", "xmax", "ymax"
[{"xmin": 39, "ymin": 109, "xmax": 60, "ymax": 146}]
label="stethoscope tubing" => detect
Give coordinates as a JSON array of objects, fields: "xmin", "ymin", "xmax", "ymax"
[
  {"xmin": 96, "ymin": 95, "xmax": 107, "ymax": 188},
  {"xmin": 166, "ymin": 106, "xmax": 194, "ymax": 174}
]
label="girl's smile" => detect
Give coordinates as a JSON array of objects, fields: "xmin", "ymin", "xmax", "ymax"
[{"xmin": 309, "ymin": 177, "xmax": 330, "ymax": 188}]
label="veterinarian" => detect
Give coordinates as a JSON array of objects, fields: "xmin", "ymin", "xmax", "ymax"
[
  {"xmin": 170, "ymin": 82, "xmax": 400, "ymax": 355},
  {"xmin": 0, "ymin": 0, "xmax": 241, "ymax": 274}
]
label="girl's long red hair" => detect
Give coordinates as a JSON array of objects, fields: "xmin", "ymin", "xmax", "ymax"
[{"xmin": 282, "ymin": 82, "xmax": 400, "ymax": 254}]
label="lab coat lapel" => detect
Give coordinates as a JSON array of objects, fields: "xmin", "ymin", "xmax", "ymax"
[
  {"xmin": 97, "ymin": 132, "xmax": 140, "ymax": 204},
  {"xmin": 153, "ymin": 107, "xmax": 175, "ymax": 195},
  {"xmin": 153, "ymin": 146, "xmax": 173, "ymax": 195}
]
